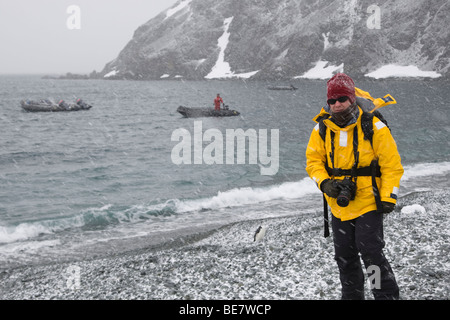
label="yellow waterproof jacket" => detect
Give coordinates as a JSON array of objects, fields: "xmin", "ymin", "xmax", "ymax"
[{"xmin": 305, "ymin": 103, "xmax": 404, "ymax": 221}]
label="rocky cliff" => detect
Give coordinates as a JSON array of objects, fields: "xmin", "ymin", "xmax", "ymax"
[{"xmin": 99, "ymin": 0, "xmax": 450, "ymax": 80}]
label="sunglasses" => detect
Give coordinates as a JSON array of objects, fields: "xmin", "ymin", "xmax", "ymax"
[{"xmin": 327, "ymin": 96, "xmax": 349, "ymax": 105}]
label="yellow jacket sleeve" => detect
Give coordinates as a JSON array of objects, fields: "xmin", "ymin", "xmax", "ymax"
[
  {"xmin": 305, "ymin": 123, "xmax": 330, "ymax": 190},
  {"xmin": 371, "ymin": 118, "xmax": 404, "ymax": 204}
]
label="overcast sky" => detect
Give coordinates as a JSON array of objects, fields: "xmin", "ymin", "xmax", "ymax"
[{"xmin": 0, "ymin": 0, "xmax": 178, "ymax": 74}]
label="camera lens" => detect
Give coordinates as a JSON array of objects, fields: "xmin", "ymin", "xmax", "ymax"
[{"xmin": 337, "ymin": 190, "xmax": 351, "ymax": 207}]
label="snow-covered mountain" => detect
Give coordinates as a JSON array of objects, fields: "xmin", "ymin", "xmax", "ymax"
[{"xmin": 99, "ymin": 0, "xmax": 450, "ymax": 80}]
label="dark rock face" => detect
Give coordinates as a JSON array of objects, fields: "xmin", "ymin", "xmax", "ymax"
[{"xmin": 99, "ymin": 0, "xmax": 450, "ymax": 80}]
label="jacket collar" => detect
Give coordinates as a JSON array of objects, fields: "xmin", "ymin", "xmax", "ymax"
[{"xmin": 313, "ymin": 106, "xmax": 363, "ymax": 132}]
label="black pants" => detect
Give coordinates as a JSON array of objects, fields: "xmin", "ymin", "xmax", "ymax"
[{"xmin": 331, "ymin": 211, "xmax": 399, "ymax": 300}]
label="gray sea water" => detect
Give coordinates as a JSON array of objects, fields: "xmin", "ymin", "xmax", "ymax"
[{"xmin": 1, "ymin": 75, "xmax": 450, "ymax": 269}]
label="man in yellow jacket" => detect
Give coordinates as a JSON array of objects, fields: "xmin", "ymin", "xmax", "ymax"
[{"xmin": 305, "ymin": 73, "xmax": 403, "ymax": 300}]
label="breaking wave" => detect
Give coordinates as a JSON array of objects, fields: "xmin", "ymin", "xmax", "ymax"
[
  {"xmin": 1, "ymin": 161, "xmax": 449, "ymax": 245},
  {"xmin": 0, "ymin": 178, "xmax": 318, "ymax": 244},
  {"xmin": 401, "ymin": 161, "xmax": 450, "ymax": 181}
]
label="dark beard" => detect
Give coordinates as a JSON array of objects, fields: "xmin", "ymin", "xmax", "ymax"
[{"xmin": 331, "ymin": 103, "xmax": 358, "ymax": 127}]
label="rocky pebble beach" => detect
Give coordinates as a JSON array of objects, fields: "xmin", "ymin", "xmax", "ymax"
[{"xmin": 0, "ymin": 191, "xmax": 449, "ymax": 300}]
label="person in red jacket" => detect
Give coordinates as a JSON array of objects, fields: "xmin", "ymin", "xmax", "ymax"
[{"xmin": 214, "ymin": 94, "xmax": 224, "ymax": 111}]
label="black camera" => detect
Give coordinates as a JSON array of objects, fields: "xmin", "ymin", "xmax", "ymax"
[{"xmin": 334, "ymin": 177, "xmax": 357, "ymax": 207}]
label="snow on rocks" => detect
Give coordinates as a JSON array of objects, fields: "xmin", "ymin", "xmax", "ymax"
[
  {"xmin": 385, "ymin": 190, "xmax": 450, "ymax": 299},
  {"xmin": 0, "ymin": 190, "xmax": 448, "ymax": 300},
  {"xmin": 401, "ymin": 204, "xmax": 426, "ymax": 214}
]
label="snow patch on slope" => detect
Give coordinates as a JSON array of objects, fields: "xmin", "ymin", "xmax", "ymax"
[
  {"xmin": 365, "ymin": 64, "xmax": 442, "ymax": 79},
  {"xmin": 165, "ymin": 0, "xmax": 192, "ymax": 20},
  {"xmin": 104, "ymin": 69, "xmax": 118, "ymax": 78},
  {"xmin": 295, "ymin": 60, "xmax": 344, "ymax": 80},
  {"xmin": 205, "ymin": 17, "xmax": 259, "ymax": 79}
]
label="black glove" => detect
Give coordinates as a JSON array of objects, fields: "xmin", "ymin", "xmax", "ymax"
[
  {"xmin": 321, "ymin": 179, "xmax": 340, "ymax": 198},
  {"xmin": 381, "ymin": 201, "xmax": 395, "ymax": 214}
]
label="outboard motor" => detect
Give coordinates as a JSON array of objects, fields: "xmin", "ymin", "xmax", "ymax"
[
  {"xmin": 58, "ymin": 100, "xmax": 71, "ymax": 110},
  {"xmin": 76, "ymin": 99, "xmax": 91, "ymax": 109}
]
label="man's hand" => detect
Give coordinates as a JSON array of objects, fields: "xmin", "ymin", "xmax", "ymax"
[
  {"xmin": 381, "ymin": 201, "xmax": 395, "ymax": 214},
  {"xmin": 321, "ymin": 179, "xmax": 340, "ymax": 198}
]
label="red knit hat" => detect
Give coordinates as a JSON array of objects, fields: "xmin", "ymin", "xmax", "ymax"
[{"xmin": 327, "ymin": 73, "xmax": 356, "ymax": 104}]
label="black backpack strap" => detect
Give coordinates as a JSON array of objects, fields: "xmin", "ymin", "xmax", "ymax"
[
  {"xmin": 371, "ymin": 160, "xmax": 384, "ymax": 213},
  {"xmin": 318, "ymin": 116, "xmax": 331, "ymax": 238},
  {"xmin": 361, "ymin": 112, "xmax": 374, "ymax": 146},
  {"xmin": 318, "ymin": 114, "xmax": 330, "ymax": 142},
  {"xmin": 323, "ymin": 194, "xmax": 330, "ymax": 238},
  {"xmin": 373, "ymin": 110, "xmax": 390, "ymax": 130},
  {"xmin": 361, "ymin": 110, "xmax": 391, "ymax": 147},
  {"xmin": 360, "ymin": 113, "xmax": 385, "ymax": 213}
]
